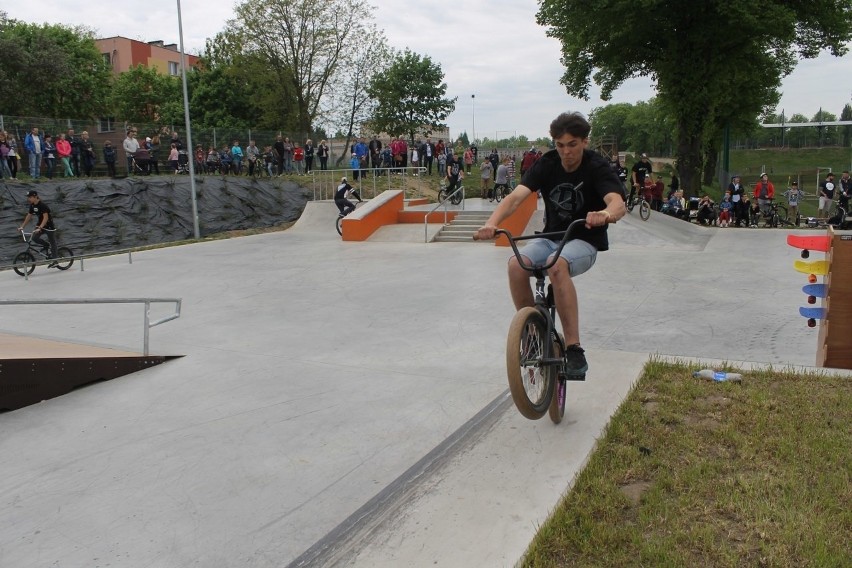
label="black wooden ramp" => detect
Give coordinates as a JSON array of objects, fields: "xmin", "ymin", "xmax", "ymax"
[{"xmin": 0, "ymin": 333, "xmax": 179, "ymax": 412}]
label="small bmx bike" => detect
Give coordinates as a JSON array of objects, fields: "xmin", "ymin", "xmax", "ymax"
[
  {"xmin": 626, "ymin": 192, "xmax": 651, "ymax": 221},
  {"xmin": 438, "ymin": 181, "xmax": 463, "ymax": 205},
  {"xmin": 496, "ymin": 218, "xmax": 592, "ymax": 423},
  {"xmin": 13, "ymin": 229, "xmax": 74, "ymax": 276},
  {"xmin": 335, "ymin": 189, "xmax": 363, "ymax": 236}
]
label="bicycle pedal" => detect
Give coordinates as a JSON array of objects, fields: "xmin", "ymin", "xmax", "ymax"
[{"xmin": 563, "ymin": 372, "xmax": 586, "ymax": 382}]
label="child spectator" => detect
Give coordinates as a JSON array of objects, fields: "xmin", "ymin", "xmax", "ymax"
[
  {"xmin": 194, "ymin": 144, "xmax": 205, "ymax": 173},
  {"xmin": 718, "ymin": 190, "xmax": 733, "ymax": 227},
  {"xmin": 262, "ymin": 145, "xmax": 275, "ymax": 177},
  {"xmin": 231, "ymin": 140, "xmax": 243, "ymax": 174},
  {"xmin": 103, "ymin": 140, "xmax": 117, "ymax": 178},
  {"xmin": 350, "ymin": 152, "xmax": 360, "ymax": 180},
  {"xmin": 783, "ymin": 180, "xmax": 804, "ymax": 225},
  {"xmin": 749, "ymin": 196, "xmax": 761, "ymax": 228},
  {"xmin": 411, "ymin": 146, "xmax": 420, "ymax": 176},
  {"xmin": 292, "ymin": 143, "xmax": 304, "ymax": 175},
  {"xmin": 219, "ymin": 145, "xmax": 232, "ymax": 175},
  {"xmin": 206, "ymin": 146, "xmax": 219, "ymax": 174},
  {"xmin": 652, "ymin": 175, "xmax": 665, "ymax": 211},
  {"xmin": 168, "ymin": 143, "xmax": 179, "ymax": 174}
]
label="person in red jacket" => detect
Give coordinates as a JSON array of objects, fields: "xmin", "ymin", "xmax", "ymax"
[{"xmin": 753, "ymin": 173, "xmax": 775, "ymax": 222}]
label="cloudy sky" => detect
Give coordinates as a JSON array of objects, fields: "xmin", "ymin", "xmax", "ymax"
[{"xmin": 6, "ymin": 0, "xmax": 851, "ymax": 140}]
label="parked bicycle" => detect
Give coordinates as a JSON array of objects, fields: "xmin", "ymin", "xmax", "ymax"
[
  {"xmin": 13, "ymin": 229, "xmax": 74, "ymax": 276},
  {"xmin": 625, "ymin": 192, "xmax": 651, "ymax": 221},
  {"xmin": 489, "ymin": 219, "xmax": 605, "ymax": 423}
]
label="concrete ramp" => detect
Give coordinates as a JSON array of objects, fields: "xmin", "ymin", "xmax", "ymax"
[
  {"xmin": 290, "ymin": 200, "xmax": 340, "ymax": 235},
  {"xmin": 610, "ymin": 210, "xmax": 713, "ymax": 251}
]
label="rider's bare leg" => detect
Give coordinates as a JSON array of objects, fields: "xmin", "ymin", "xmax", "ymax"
[
  {"xmin": 546, "ymin": 256, "xmax": 580, "ymax": 346},
  {"xmin": 508, "ymin": 257, "xmax": 535, "ymax": 310}
]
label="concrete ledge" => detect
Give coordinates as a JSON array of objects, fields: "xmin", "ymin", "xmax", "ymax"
[{"xmin": 341, "ymin": 190, "xmax": 404, "ymax": 241}]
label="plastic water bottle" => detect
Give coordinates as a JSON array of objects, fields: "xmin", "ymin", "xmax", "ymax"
[{"xmin": 693, "ymin": 369, "xmax": 743, "ymax": 382}]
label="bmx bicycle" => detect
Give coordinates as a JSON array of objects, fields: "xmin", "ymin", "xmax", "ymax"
[
  {"xmin": 438, "ymin": 180, "xmax": 464, "ymax": 205},
  {"xmin": 13, "ymin": 229, "xmax": 74, "ymax": 276},
  {"xmin": 489, "ymin": 183, "xmax": 510, "ymax": 203},
  {"xmin": 625, "ymin": 191, "xmax": 651, "ymax": 221},
  {"xmin": 335, "ymin": 188, "xmax": 363, "ymax": 236},
  {"xmin": 489, "ymin": 218, "xmax": 601, "ymax": 423}
]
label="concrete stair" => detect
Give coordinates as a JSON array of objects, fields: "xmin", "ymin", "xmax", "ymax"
[{"xmin": 433, "ymin": 210, "xmax": 493, "ymax": 242}]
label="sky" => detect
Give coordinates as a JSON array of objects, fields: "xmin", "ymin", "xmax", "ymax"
[{"xmin": 5, "ymin": 0, "xmax": 851, "ymax": 140}]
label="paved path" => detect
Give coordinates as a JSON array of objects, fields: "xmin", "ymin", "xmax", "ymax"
[{"xmin": 0, "ymin": 201, "xmax": 833, "ymax": 567}]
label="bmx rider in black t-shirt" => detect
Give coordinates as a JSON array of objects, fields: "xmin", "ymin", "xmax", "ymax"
[
  {"xmin": 334, "ymin": 177, "xmax": 362, "ymax": 216},
  {"xmin": 19, "ymin": 190, "xmax": 60, "ymax": 267}
]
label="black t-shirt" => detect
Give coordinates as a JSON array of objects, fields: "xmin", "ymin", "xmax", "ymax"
[
  {"xmin": 820, "ymin": 180, "xmax": 835, "ymax": 199},
  {"xmin": 521, "ymin": 148, "xmax": 623, "ymax": 251},
  {"xmin": 448, "ymin": 157, "xmax": 461, "ymax": 178},
  {"xmin": 335, "ymin": 183, "xmax": 353, "ymax": 200},
  {"xmin": 29, "ymin": 201, "xmax": 55, "ymax": 230},
  {"xmin": 631, "ymin": 159, "xmax": 651, "ymax": 184}
]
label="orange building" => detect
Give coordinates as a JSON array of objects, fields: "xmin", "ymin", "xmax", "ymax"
[{"xmin": 95, "ymin": 36, "xmax": 199, "ymax": 76}]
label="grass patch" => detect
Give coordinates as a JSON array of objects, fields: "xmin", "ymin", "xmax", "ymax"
[{"xmin": 522, "ymin": 359, "xmax": 851, "ymax": 567}]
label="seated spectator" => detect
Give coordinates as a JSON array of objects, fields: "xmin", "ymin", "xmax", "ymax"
[
  {"xmin": 206, "ymin": 146, "xmax": 220, "ymax": 174},
  {"xmin": 696, "ymin": 194, "xmax": 716, "ymax": 225},
  {"xmin": 718, "ymin": 191, "xmax": 733, "ymax": 227},
  {"xmin": 663, "ymin": 189, "xmax": 687, "ymax": 220},
  {"xmin": 749, "ymin": 196, "xmax": 761, "ymax": 228}
]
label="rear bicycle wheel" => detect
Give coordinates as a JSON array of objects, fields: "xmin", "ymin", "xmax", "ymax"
[
  {"xmin": 450, "ymin": 188, "xmax": 463, "ymax": 205},
  {"xmin": 775, "ymin": 204, "xmax": 789, "ymax": 226},
  {"xmin": 639, "ymin": 199, "xmax": 651, "ymax": 221},
  {"xmin": 13, "ymin": 251, "xmax": 36, "ymax": 276},
  {"xmin": 336, "ymin": 215, "xmax": 344, "ymax": 236},
  {"xmin": 55, "ymin": 247, "xmax": 74, "ymax": 270},
  {"xmin": 506, "ymin": 307, "xmax": 553, "ymax": 420},
  {"xmin": 495, "ymin": 186, "xmax": 504, "ymax": 203},
  {"xmin": 626, "ymin": 196, "xmax": 635, "ymax": 212},
  {"xmin": 548, "ymin": 340, "xmax": 566, "ymax": 424}
]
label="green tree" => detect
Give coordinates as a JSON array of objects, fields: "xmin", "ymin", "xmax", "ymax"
[
  {"xmin": 538, "ymin": 0, "xmax": 852, "ymax": 195},
  {"xmin": 0, "ymin": 16, "xmax": 111, "ymax": 118},
  {"xmin": 841, "ymin": 103, "xmax": 852, "ymax": 147},
  {"xmin": 108, "ymin": 65, "xmax": 181, "ymax": 127},
  {"xmin": 229, "ymin": 0, "xmax": 373, "ymax": 135},
  {"xmin": 589, "ymin": 103, "xmax": 633, "ymax": 151},
  {"xmin": 367, "ymin": 49, "xmax": 456, "ymax": 145}
]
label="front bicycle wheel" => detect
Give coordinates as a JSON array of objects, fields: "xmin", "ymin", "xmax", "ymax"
[
  {"xmin": 548, "ymin": 340, "xmax": 566, "ymax": 424},
  {"xmin": 506, "ymin": 307, "xmax": 553, "ymax": 420},
  {"xmin": 639, "ymin": 199, "xmax": 651, "ymax": 221},
  {"xmin": 13, "ymin": 251, "xmax": 36, "ymax": 276},
  {"xmin": 494, "ymin": 186, "xmax": 504, "ymax": 203},
  {"xmin": 450, "ymin": 188, "xmax": 463, "ymax": 205},
  {"xmin": 55, "ymin": 247, "xmax": 74, "ymax": 270},
  {"xmin": 438, "ymin": 189, "xmax": 448, "ymax": 203}
]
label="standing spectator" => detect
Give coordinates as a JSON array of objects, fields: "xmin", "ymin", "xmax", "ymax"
[
  {"xmin": 630, "ymin": 153, "xmax": 652, "ymax": 206},
  {"xmin": 262, "ymin": 145, "xmax": 275, "ymax": 177},
  {"xmin": 507, "ymin": 155, "xmax": 516, "ymax": 188},
  {"xmin": 727, "ymin": 175, "xmax": 747, "ymax": 227},
  {"xmin": 6, "ymin": 134, "xmax": 20, "ymax": 179},
  {"xmin": 818, "ymin": 172, "xmax": 836, "ymax": 220},
  {"xmin": 368, "ymin": 136, "xmax": 382, "ymax": 172},
  {"xmin": 463, "ymin": 147, "xmax": 473, "ymax": 174},
  {"xmin": 123, "ymin": 129, "xmax": 139, "ymax": 175},
  {"xmin": 67, "ymin": 128, "xmax": 81, "ymax": 176},
  {"xmin": 718, "ymin": 190, "xmax": 733, "ymax": 227},
  {"xmin": 231, "ymin": 140, "xmax": 244, "ymax": 175},
  {"xmin": 274, "ymin": 135, "xmax": 286, "ymax": 175},
  {"xmin": 398, "ymin": 137, "xmax": 409, "ymax": 171},
  {"xmin": 103, "ymin": 140, "xmax": 117, "ymax": 178},
  {"xmin": 169, "ymin": 131, "xmax": 183, "ymax": 151},
  {"xmin": 80, "ymin": 131, "xmax": 96, "ymax": 177},
  {"xmin": 56, "ymin": 133, "xmax": 74, "ymax": 177},
  {"xmin": 520, "ymin": 146, "xmax": 537, "ymax": 177},
  {"xmin": 838, "ymin": 171, "xmax": 851, "ymax": 212},
  {"xmin": 488, "ymin": 148, "xmax": 499, "ymax": 180},
  {"xmin": 420, "ymin": 137, "xmax": 435, "ymax": 175},
  {"xmin": 435, "ymin": 139, "xmax": 445, "ymax": 162},
  {"xmin": 316, "ymin": 139, "xmax": 329, "ymax": 171},
  {"xmin": 281, "ymin": 137, "xmax": 293, "ymax": 173},
  {"xmin": 669, "ymin": 172, "xmax": 680, "ymax": 194},
  {"xmin": 651, "ymin": 174, "xmax": 665, "ymax": 211},
  {"xmin": 0, "ymin": 132, "xmax": 11, "ymax": 178},
  {"xmin": 353, "ymin": 136, "xmax": 369, "ymax": 170},
  {"xmin": 470, "ymin": 144, "xmax": 478, "ymax": 164},
  {"xmin": 147, "ymin": 136, "xmax": 161, "ymax": 175},
  {"xmin": 292, "ymin": 143, "xmax": 304, "ymax": 175},
  {"xmin": 783, "ymin": 180, "xmax": 805, "ymax": 224},
  {"xmin": 245, "ymin": 140, "xmax": 260, "ymax": 176},
  {"xmin": 193, "ymin": 144, "xmax": 205, "ymax": 174},
  {"xmin": 43, "ymin": 134, "xmax": 56, "ymax": 179},
  {"xmin": 304, "ymin": 139, "xmax": 314, "ymax": 174},
  {"xmin": 437, "ymin": 150, "xmax": 447, "ymax": 178},
  {"xmin": 391, "ymin": 137, "xmax": 405, "ymax": 174},
  {"xmin": 24, "ymin": 127, "xmax": 44, "ymax": 179},
  {"xmin": 168, "ymin": 143, "xmax": 180, "ymax": 174},
  {"xmin": 479, "ymin": 158, "xmax": 493, "ymax": 199},
  {"xmin": 491, "ymin": 157, "xmax": 509, "ymax": 201},
  {"xmin": 753, "ymin": 172, "xmax": 775, "ymax": 221},
  {"xmin": 748, "ymin": 195, "xmax": 761, "ymax": 227},
  {"xmin": 350, "ymin": 152, "xmax": 360, "ymax": 180},
  {"xmin": 410, "ymin": 144, "xmax": 420, "ymax": 176}
]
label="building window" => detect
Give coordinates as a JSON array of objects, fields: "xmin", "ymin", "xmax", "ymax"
[
  {"xmin": 98, "ymin": 118, "xmax": 116, "ymax": 133},
  {"xmin": 103, "ymin": 53, "xmax": 111, "ymax": 66},
  {"xmin": 168, "ymin": 61, "xmax": 179, "ymax": 76}
]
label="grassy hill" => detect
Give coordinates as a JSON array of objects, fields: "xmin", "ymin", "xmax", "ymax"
[{"xmin": 729, "ymin": 146, "xmax": 851, "ymax": 190}]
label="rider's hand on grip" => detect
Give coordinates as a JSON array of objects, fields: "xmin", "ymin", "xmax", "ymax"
[{"xmin": 473, "ymin": 226, "xmax": 497, "ymax": 241}]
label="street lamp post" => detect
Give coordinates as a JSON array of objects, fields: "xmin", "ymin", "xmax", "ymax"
[
  {"xmin": 471, "ymin": 94, "xmax": 476, "ymax": 143},
  {"xmin": 177, "ymin": 0, "xmax": 200, "ymax": 239}
]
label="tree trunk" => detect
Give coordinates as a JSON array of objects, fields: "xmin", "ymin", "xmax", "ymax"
[
  {"xmin": 702, "ymin": 142, "xmax": 718, "ymax": 187},
  {"xmin": 675, "ymin": 127, "xmax": 703, "ymax": 197}
]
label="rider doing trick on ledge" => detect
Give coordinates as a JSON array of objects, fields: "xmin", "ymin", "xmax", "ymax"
[
  {"xmin": 474, "ymin": 112, "xmax": 626, "ymax": 376},
  {"xmin": 334, "ymin": 176, "xmax": 362, "ymax": 217}
]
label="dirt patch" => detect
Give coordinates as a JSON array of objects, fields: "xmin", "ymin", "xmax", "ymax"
[{"xmin": 620, "ymin": 481, "xmax": 652, "ymax": 506}]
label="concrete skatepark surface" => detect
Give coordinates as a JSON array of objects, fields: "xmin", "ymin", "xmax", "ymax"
[{"xmin": 0, "ymin": 199, "xmax": 839, "ymax": 567}]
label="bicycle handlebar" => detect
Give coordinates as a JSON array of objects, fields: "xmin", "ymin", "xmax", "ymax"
[{"xmin": 478, "ymin": 218, "xmax": 613, "ymax": 273}]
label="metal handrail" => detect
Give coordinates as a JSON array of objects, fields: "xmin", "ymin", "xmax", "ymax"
[
  {"xmin": 310, "ymin": 166, "xmax": 427, "ymax": 201},
  {"xmin": 424, "ymin": 186, "xmax": 466, "ymax": 242},
  {"xmin": 0, "ymin": 297, "xmax": 182, "ymax": 356}
]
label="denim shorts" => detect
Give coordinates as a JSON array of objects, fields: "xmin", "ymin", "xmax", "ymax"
[{"xmin": 512, "ymin": 238, "xmax": 598, "ymax": 277}]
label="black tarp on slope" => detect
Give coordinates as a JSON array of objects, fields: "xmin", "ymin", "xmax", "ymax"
[{"xmin": 0, "ymin": 176, "xmax": 310, "ymax": 264}]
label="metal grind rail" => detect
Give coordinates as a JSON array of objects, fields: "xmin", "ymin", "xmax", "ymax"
[
  {"xmin": 424, "ymin": 186, "xmax": 466, "ymax": 242},
  {"xmin": 0, "ymin": 298, "xmax": 182, "ymax": 356}
]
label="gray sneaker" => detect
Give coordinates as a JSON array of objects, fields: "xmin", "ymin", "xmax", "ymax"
[{"xmin": 563, "ymin": 344, "xmax": 588, "ymax": 376}]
